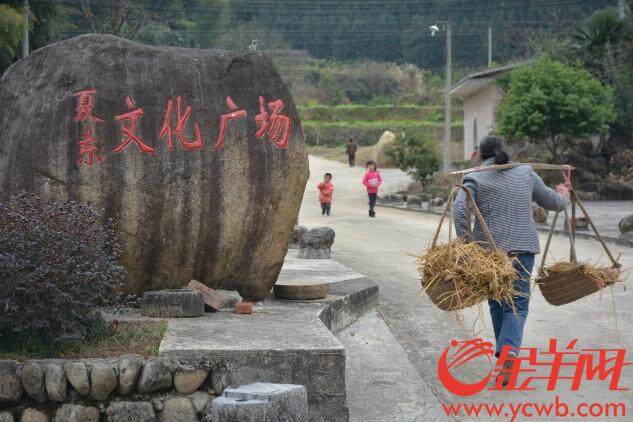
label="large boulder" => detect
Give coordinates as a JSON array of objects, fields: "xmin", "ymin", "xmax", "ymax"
[
  {"xmin": 0, "ymin": 34, "xmax": 308, "ymax": 301},
  {"xmin": 355, "ymin": 130, "xmax": 397, "ymax": 168}
]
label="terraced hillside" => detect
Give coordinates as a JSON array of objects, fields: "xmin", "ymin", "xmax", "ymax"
[{"xmin": 299, "ymin": 104, "xmax": 463, "ymax": 146}]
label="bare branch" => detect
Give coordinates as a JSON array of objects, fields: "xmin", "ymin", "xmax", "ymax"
[{"xmin": 126, "ymin": 9, "xmax": 146, "ymax": 39}]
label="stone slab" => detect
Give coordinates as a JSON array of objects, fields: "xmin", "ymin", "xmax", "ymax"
[
  {"xmin": 277, "ymin": 253, "xmax": 365, "ymax": 286},
  {"xmin": 273, "ymin": 283, "xmax": 328, "ymax": 300}
]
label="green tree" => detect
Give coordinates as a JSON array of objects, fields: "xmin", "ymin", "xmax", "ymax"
[
  {"xmin": 386, "ymin": 132, "xmax": 440, "ymax": 185},
  {"xmin": 1, "ymin": 1, "xmax": 64, "ymax": 75},
  {"xmin": 497, "ymin": 57, "xmax": 616, "ymax": 161},
  {"xmin": 0, "ymin": 4, "xmax": 23, "ymax": 73}
]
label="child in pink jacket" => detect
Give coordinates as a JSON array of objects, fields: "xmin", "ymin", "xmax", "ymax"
[{"xmin": 362, "ymin": 161, "xmax": 382, "ymax": 217}]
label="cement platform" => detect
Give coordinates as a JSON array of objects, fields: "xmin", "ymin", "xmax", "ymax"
[{"xmin": 159, "ymin": 254, "xmax": 378, "ymax": 422}]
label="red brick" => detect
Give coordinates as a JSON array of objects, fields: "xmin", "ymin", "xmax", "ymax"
[
  {"xmin": 186, "ymin": 279, "xmax": 225, "ymax": 311},
  {"xmin": 234, "ymin": 301, "xmax": 253, "ymax": 314}
]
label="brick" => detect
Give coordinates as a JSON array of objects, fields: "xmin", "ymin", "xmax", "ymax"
[
  {"xmin": 234, "ymin": 301, "xmax": 253, "ymax": 314},
  {"xmin": 186, "ymin": 279, "xmax": 225, "ymax": 311}
]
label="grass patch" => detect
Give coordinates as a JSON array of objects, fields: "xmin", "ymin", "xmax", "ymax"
[
  {"xmin": 298, "ymin": 104, "xmax": 462, "ymax": 123},
  {"xmin": 0, "ymin": 320, "xmax": 168, "ymax": 360}
]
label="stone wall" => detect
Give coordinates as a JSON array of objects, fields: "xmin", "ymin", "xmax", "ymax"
[{"xmin": 0, "ymin": 356, "xmax": 221, "ymax": 421}]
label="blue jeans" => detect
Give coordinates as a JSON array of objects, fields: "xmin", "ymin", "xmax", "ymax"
[
  {"xmin": 489, "ymin": 253, "xmax": 534, "ymax": 356},
  {"xmin": 368, "ymin": 193, "xmax": 377, "ymax": 211}
]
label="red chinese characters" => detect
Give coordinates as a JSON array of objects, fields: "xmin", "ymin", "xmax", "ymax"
[
  {"xmin": 74, "ymin": 89, "xmax": 104, "ymax": 166},
  {"xmin": 74, "ymin": 90, "xmax": 104, "ymax": 123},
  {"xmin": 214, "ymin": 96, "xmax": 247, "ymax": 151},
  {"xmin": 255, "ymin": 96, "xmax": 291, "ymax": 149},
  {"xmin": 77, "ymin": 128, "xmax": 103, "ymax": 166},
  {"xmin": 112, "ymin": 96, "xmax": 155, "ymax": 154},
  {"xmin": 72, "ymin": 92, "xmax": 292, "ymax": 164},
  {"xmin": 159, "ymin": 96, "xmax": 204, "ymax": 151}
]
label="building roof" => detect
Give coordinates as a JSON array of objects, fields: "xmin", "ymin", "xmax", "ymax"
[{"xmin": 451, "ymin": 62, "xmax": 527, "ymax": 99}]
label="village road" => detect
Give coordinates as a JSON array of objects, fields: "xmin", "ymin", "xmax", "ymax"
[{"xmin": 299, "ymin": 155, "xmax": 633, "ymax": 421}]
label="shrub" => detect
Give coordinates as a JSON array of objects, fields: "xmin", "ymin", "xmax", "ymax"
[
  {"xmin": 0, "ymin": 193, "xmax": 126, "ymax": 345},
  {"xmin": 387, "ymin": 133, "xmax": 441, "ymax": 185}
]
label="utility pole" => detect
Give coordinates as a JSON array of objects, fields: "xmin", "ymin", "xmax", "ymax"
[
  {"xmin": 443, "ymin": 22, "xmax": 452, "ymax": 173},
  {"xmin": 488, "ymin": 26, "xmax": 492, "ymax": 68},
  {"xmin": 619, "ymin": 0, "xmax": 626, "ymax": 19},
  {"xmin": 22, "ymin": 0, "xmax": 29, "ymax": 58}
]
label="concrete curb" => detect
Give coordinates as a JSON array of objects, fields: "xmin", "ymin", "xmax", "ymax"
[{"xmin": 377, "ymin": 203, "xmax": 632, "ymax": 247}]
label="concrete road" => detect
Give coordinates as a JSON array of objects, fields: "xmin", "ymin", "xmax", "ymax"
[{"xmin": 300, "ymin": 156, "xmax": 633, "ymax": 421}]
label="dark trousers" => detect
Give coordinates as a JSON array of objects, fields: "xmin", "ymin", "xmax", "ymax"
[
  {"xmin": 368, "ymin": 193, "xmax": 377, "ymax": 212},
  {"xmin": 489, "ymin": 253, "xmax": 534, "ymax": 356},
  {"xmin": 348, "ymin": 154, "xmax": 355, "ymax": 167},
  {"xmin": 321, "ymin": 202, "xmax": 331, "ymax": 215}
]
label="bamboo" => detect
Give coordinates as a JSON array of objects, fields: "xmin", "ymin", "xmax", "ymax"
[
  {"xmin": 572, "ymin": 191, "xmax": 620, "ymax": 267},
  {"xmin": 571, "ymin": 194, "xmax": 576, "ymax": 258},
  {"xmin": 431, "ymin": 186, "xmax": 458, "ymax": 249},
  {"xmin": 451, "ymin": 162, "xmax": 574, "ymax": 176},
  {"xmin": 539, "ymin": 211, "xmax": 559, "ymax": 273},
  {"xmin": 562, "ymin": 207, "xmax": 577, "ymax": 263}
]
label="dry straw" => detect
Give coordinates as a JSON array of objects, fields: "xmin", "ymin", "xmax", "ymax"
[
  {"xmin": 541, "ymin": 262, "xmax": 620, "ymax": 287},
  {"xmin": 418, "ymin": 239, "xmax": 522, "ymax": 311}
]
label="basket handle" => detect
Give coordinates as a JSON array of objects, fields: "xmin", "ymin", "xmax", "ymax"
[
  {"xmin": 571, "ymin": 190, "xmax": 621, "ymax": 268},
  {"xmin": 540, "ymin": 191, "xmax": 620, "ymax": 272},
  {"xmin": 430, "ymin": 185, "xmax": 497, "ymax": 252}
]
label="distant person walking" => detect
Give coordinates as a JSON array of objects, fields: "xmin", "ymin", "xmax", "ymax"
[
  {"xmin": 362, "ymin": 161, "xmax": 382, "ymax": 217},
  {"xmin": 317, "ymin": 173, "xmax": 334, "ymax": 216},
  {"xmin": 346, "ymin": 139, "xmax": 358, "ymax": 167}
]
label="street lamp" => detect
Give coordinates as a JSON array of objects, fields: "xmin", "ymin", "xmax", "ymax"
[
  {"xmin": 430, "ymin": 22, "xmax": 452, "ymax": 173},
  {"xmin": 22, "ymin": 0, "xmax": 29, "ymax": 58}
]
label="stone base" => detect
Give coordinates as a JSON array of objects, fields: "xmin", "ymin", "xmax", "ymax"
[
  {"xmin": 159, "ymin": 277, "xmax": 378, "ymax": 422},
  {"xmin": 212, "ymin": 383, "xmax": 308, "ymax": 422},
  {"xmin": 141, "ymin": 289, "xmax": 204, "ymax": 318}
]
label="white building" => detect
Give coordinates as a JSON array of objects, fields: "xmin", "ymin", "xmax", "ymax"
[{"xmin": 451, "ymin": 63, "xmax": 525, "ymax": 160}]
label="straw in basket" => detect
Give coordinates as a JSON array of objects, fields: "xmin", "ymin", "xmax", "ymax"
[{"xmin": 422, "ymin": 185, "xmax": 517, "ymax": 311}]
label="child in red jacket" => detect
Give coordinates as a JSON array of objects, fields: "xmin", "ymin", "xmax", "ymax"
[
  {"xmin": 362, "ymin": 161, "xmax": 382, "ymax": 217},
  {"xmin": 317, "ymin": 173, "xmax": 334, "ymax": 216}
]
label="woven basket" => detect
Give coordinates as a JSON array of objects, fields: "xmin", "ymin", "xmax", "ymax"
[
  {"xmin": 538, "ymin": 264, "xmax": 618, "ymax": 306},
  {"xmin": 422, "ymin": 185, "xmax": 501, "ymax": 312},
  {"xmin": 423, "ymin": 276, "xmax": 472, "ymax": 311},
  {"xmin": 538, "ymin": 188, "xmax": 621, "ymax": 306}
]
